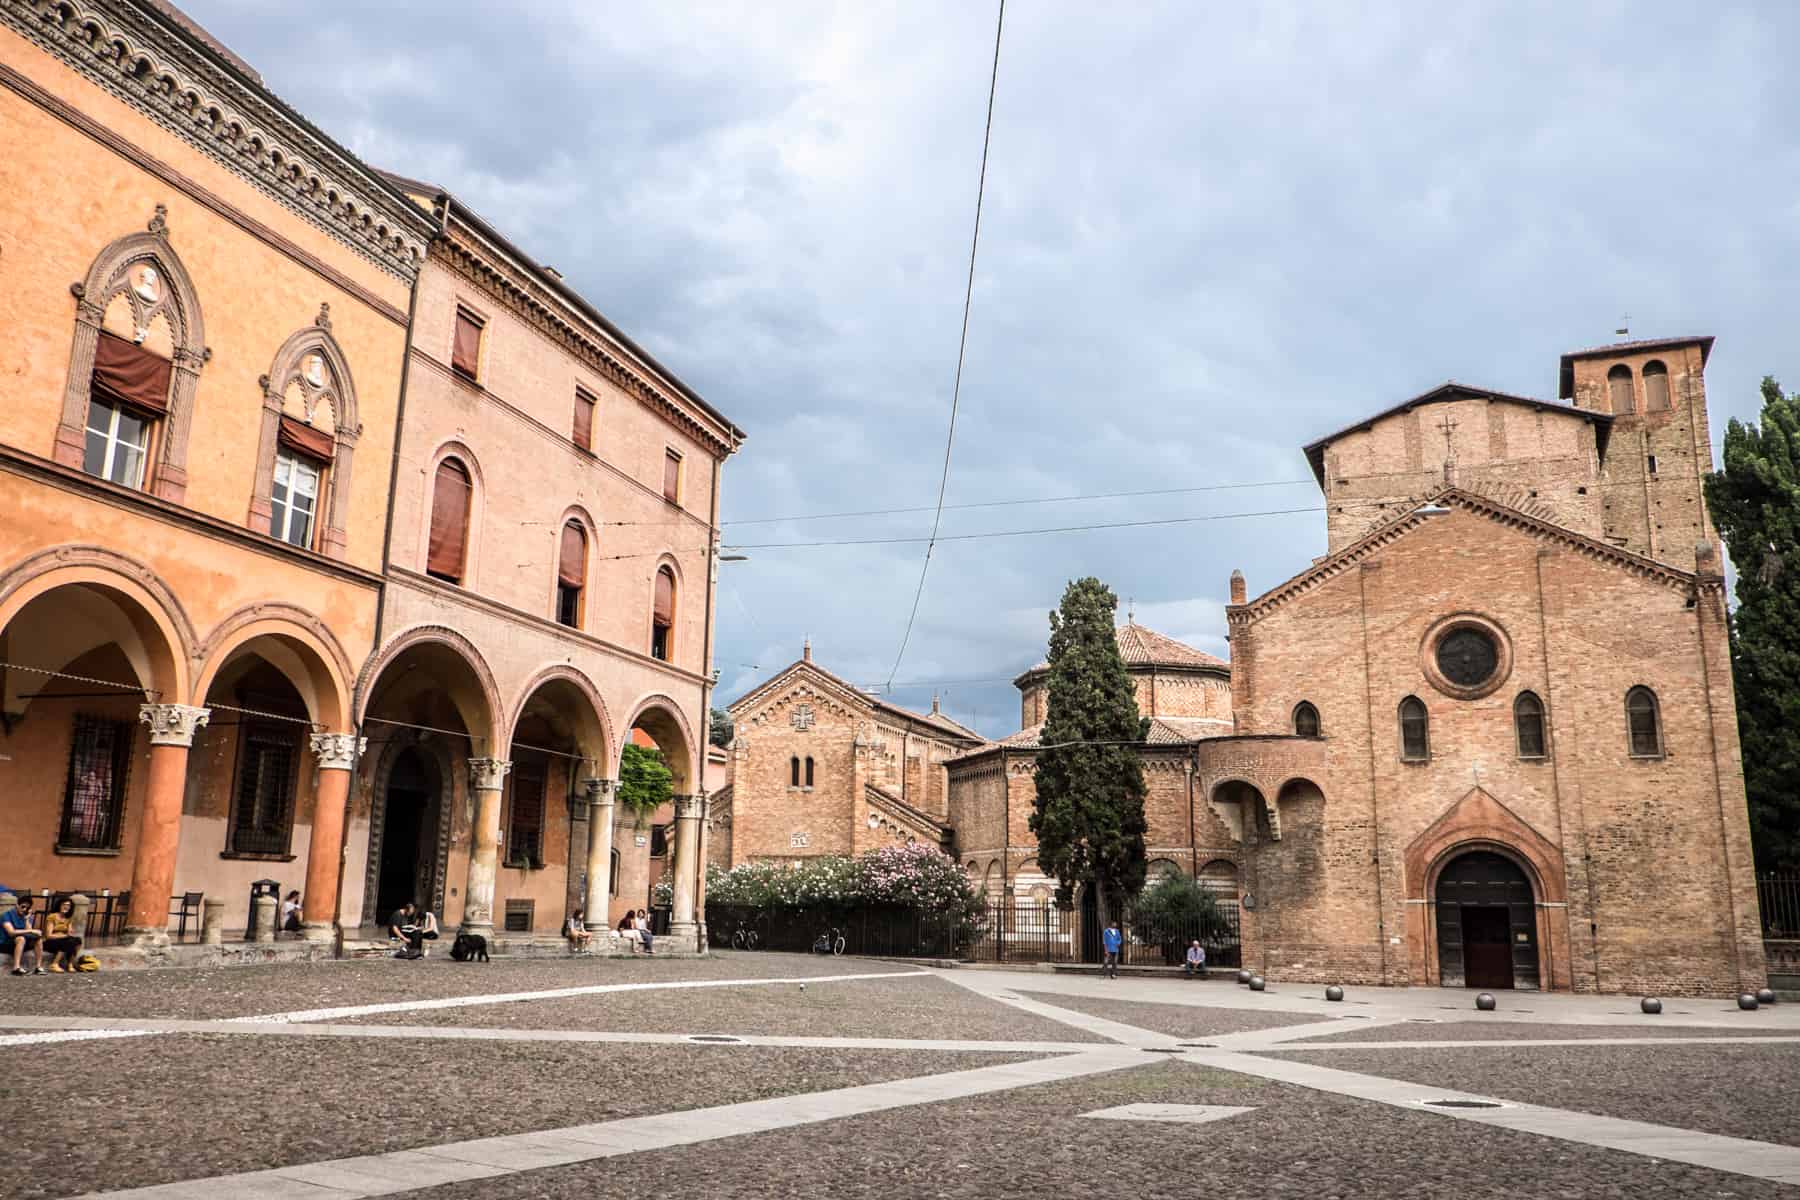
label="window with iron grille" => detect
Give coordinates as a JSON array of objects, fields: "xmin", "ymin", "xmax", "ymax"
[
  {"xmin": 504, "ymin": 899, "xmax": 535, "ymax": 932},
  {"xmin": 58, "ymin": 714, "xmax": 133, "ymax": 851},
  {"xmin": 229, "ymin": 720, "xmax": 300, "ymax": 856},
  {"xmin": 506, "ymin": 758, "xmax": 547, "ymax": 867}
]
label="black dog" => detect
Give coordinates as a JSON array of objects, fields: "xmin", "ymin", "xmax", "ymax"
[{"xmin": 449, "ymin": 931, "xmax": 489, "ymax": 963}]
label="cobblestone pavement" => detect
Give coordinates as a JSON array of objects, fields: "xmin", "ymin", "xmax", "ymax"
[{"xmin": 2, "ymin": 957, "xmax": 1797, "ymax": 1199}]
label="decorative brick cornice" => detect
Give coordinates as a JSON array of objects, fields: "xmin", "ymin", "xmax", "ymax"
[
  {"xmin": 3, "ymin": 0, "xmax": 432, "ymax": 279},
  {"xmin": 436, "ymin": 236, "xmax": 738, "ymax": 459},
  {"xmin": 1231, "ymin": 485, "xmax": 1701, "ymax": 625}
]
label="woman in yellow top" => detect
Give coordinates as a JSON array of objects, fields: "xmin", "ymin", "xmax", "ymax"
[{"xmin": 42, "ymin": 898, "xmax": 82, "ymax": 973}]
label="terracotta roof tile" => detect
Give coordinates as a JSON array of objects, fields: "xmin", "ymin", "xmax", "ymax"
[{"xmin": 1014, "ymin": 622, "xmax": 1228, "ymax": 684}]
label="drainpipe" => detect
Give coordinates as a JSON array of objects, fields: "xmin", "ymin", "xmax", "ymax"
[
  {"xmin": 693, "ymin": 453, "xmax": 723, "ymax": 947},
  {"xmin": 1186, "ymin": 747, "xmax": 1198, "ymax": 879}
]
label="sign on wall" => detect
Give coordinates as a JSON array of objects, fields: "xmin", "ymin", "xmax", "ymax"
[{"xmin": 790, "ymin": 832, "xmax": 811, "ymax": 848}]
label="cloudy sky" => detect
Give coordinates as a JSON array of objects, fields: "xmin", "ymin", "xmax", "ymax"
[{"xmin": 188, "ymin": 0, "xmax": 1800, "ymax": 737}]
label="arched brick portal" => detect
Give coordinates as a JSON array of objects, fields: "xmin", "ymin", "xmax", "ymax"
[{"xmin": 1403, "ymin": 787, "xmax": 1572, "ymax": 991}]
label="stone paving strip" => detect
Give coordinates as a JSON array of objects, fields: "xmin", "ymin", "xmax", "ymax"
[
  {"xmin": 0, "ymin": 968, "xmax": 935, "ymax": 1048},
  {"xmin": 1203, "ymin": 1048, "xmax": 1800, "ymax": 1186},
  {"xmin": 68, "ymin": 1049, "xmax": 1146, "ymax": 1200},
  {"xmin": 0, "ymin": 1011, "xmax": 1099, "ymax": 1055}
]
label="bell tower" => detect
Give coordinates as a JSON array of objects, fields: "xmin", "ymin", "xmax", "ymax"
[{"xmin": 1558, "ymin": 336, "xmax": 1717, "ymax": 571}]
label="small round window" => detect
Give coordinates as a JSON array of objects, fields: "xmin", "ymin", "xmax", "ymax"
[{"xmin": 1436, "ymin": 627, "xmax": 1499, "ymax": 688}]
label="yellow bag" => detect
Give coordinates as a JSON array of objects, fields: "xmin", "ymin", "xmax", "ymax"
[{"xmin": 74, "ymin": 954, "xmax": 100, "ymax": 972}]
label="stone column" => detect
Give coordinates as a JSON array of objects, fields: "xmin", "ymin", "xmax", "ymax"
[
  {"xmin": 301, "ymin": 732, "xmax": 365, "ymax": 941},
  {"xmin": 582, "ymin": 779, "xmax": 617, "ymax": 927},
  {"xmin": 125, "ymin": 704, "xmax": 209, "ymax": 942},
  {"xmin": 668, "ymin": 794, "xmax": 704, "ymax": 946},
  {"xmin": 461, "ymin": 758, "xmax": 511, "ymax": 939}
]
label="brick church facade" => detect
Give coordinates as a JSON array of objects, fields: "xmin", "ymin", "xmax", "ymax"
[{"xmin": 724, "ymin": 336, "xmax": 1763, "ymax": 996}]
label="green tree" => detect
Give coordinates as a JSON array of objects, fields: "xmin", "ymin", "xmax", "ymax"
[
  {"xmin": 709, "ymin": 706, "xmax": 734, "ymax": 748},
  {"xmin": 617, "ymin": 742, "xmax": 673, "ymax": 828},
  {"xmin": 1705, "ymin": 377, "xmax": 1800, "ymax": 872},
  {"xmin": 1133, "ymin": 873, "xmax": 1232, "ymax": 963},
  {"xmin": 1028, "ymin": 577, "xmax": 1149, "ymax": 926}
]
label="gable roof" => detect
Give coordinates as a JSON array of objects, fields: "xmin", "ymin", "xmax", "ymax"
[
  {"xmin": 1231, "ymin": 485, "xmax": 1701, "ymax": 624},
  {"xmin": 1013, "ymin": 621, "xmax": 1228, "ymax": 688},
  {"xmin": 865, "ymin": 783, "xmax": 952, "ymax": 838},
  {"xmin": 1301, "ymin": 383, "xmax": 1612, "ymax": 488},
  {"xmin": 728, "ymin": 657, "xmax": 985, "ymax": 745}
]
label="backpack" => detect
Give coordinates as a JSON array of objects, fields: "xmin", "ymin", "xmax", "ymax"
[{"xmin": 75, "ymin": 954, "xmax": 100, "ymax": 972}]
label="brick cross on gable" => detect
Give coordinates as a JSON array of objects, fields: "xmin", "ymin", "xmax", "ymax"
[
  {"xmin": 1437, "ymin": 411, "xmax": 1458, "ymax": 481},
  {"xmin": 790, "ymin": 704, "xmax": 814, "ymax": 731}
]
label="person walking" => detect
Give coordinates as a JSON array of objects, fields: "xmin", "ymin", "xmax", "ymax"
[
  {"xmin": 1101, "ymin": 919, "xmax": 1123, "ymax": 980},
  {"xmin": 1183, "ymin": 939, "xmax": 1206, "ymax": 979}
]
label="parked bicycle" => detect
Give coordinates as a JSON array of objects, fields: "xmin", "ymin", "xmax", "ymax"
[
  {"xmin": 728, "ymin": 919, "xmax": 760, "ymax": 951},
  {"xmin": 811, "ymin": 926, "xmax": 846, "ymax": 956}
]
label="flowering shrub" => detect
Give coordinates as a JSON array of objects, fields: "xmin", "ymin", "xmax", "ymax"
[{"xmin": 701, "ymin": 844, "xmax": 982, "ymax": 918}]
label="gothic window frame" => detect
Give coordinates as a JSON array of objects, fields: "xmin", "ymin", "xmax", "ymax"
[
  {"xmin": 55, "ymin": 213, "xmax": 207, "ymax": 503},
  {"xmin": 1513, "ymin": 690, "xmax": 1548, "ymax": 760},
  {"xmin": 247, "ymin": 311, "xmax": 360, "ymax": 557},
  {"xmin": 1292, "ymin": 701, "xmax": 1321, "ymax": 737},
  {"xmin": 1626, "ymin": 686, "xmax": 1664, "ymax": 759},
  {"xmin": 1398, "ymin": 695, "xmax": 1430, "ymax": 762}
]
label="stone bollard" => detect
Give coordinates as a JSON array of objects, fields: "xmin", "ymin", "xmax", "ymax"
[
  {"xmin": 69, "ymin": 893, "xmax": 92, "ymax": 939},
  {"xmin": 0, "ymin": 892, "xmax": 16, "ymax": 921},
  {"xmin": 201, "ymin": 898, "xmax": 226, "ymax": 946},
  {"xmin": 251, "ymin": 894, "xmax": 277, "ymax": 944}
]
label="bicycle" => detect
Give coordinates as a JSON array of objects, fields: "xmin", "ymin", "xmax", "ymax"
[
  {"xmin": 811, "ymin": 926, "xmax": 846, "ymax": 956},
  {"xmin": 728, "ymin": 921, "xmax": 759, "ymax": 951}
]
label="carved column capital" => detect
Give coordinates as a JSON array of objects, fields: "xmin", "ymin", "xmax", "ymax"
[
  {"xmin": 468, "ymin": 757, "xmax": 511, "ymax": 792},
  {"xmin": 138, "ymin": 703, "xmax": 210, "ymax": 747},
  {"xmin": 584, "ymin": 778, "xmax": 617, "ymax": 806},
  {"xmin": 673, "ymin": 793, "xmax": 705, "ymax": 821},
  {"xmin": 309, "ymin": 732, "xmax": 366, "ymax": 770}
]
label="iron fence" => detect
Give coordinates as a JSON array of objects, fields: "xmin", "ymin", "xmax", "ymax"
[{"xmin": 1760, "ymin": 875, "xmax": 1800, "ymax": 938}]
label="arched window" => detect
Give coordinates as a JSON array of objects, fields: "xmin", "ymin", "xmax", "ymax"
[
  {"xmin": 56, "ymin": 221, "xmax": 207, "ymax": 502},
  {"xmin": 1626, "ymin": 686, "xmax": 1662, "ymax": 757},
  {"xmin": 1292, "ymin": 701, "xmax": 1320, "ymax": 737},
  {"xmin": 651, "ymin": 566, "xmax": 675, "ymax": 661},
  {"xmin": 1607, "ymin": 364, "xmax": 1634, "ymax": 414},
  {"xmin": 1643, "ymin": 360, "xmax": 1670, "ymax": 411},
  {"xmin": 1398, "ymin": 696, "xmax": 1429, "ymax": 761},
  {"xmin": 1514, "ymin": 691, "xmax": 1547, "ymax": 759},
  {"xmin": 609, "ymin": 848, "xmax": 620, "ymax": 897},
  {"xmin": 804, "ymin": 756, "xmax": 815, "ymax": 787},
  {"xmin": 556, "ymin": 520, "xmax": 587, "ymax": 627},
  {"xmin": 426, "ymin": 458, "xmax": 472, "ymax": 583},
  {"xmin": 251, "ymin": 319, "xmax": 359, "ymax": 557},
  {"xmin": 789, "ymin": 756, "xmax": 800, "ymax": 787}
]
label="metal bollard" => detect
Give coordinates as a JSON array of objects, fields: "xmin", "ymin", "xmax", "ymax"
[
  {"xmin": 201, "ymin": 898, "xmax": 226, "ymax": 946},
  {"xmin": 251, "ymin": 894, "xmax": 277, "ymax": 944}
]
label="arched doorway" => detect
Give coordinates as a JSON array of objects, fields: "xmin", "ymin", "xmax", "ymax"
[
  {"xmin": 1435, "ymin": 850, "xmax": 1539, "ymax": 990},
  {"xmin": 375, "ymin": 746, "xmax": 444, "ymax": 922}
]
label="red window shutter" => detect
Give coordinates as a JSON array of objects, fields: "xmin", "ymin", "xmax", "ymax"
[
  {"xmin": 573, "ymin": 391, "xmax": 595, "ymax": 450},
  {"xmin": 558, "ymin": 522, "xmax": 586, "ymax": 588},
  {"xmin": 277, "ymin": 415, "xmax": 335, "ymax": 461},
  {"xmin": 452, "ymin": 310, "xmax": 482, "ymax": 379},
  {"xmin": 92, "ymin": 331, "xmax": 172, "ymax": 416},
  {"xmin": 653, "ymin": 567, "xmax": 674, "ymax": 625},
  {"xmin": 427, "ymin": 460, "xmax": 471, "ymax": 580},
  {"xmin": 663, "ymin": 450, "xmax": 680, "ymax": 502}
]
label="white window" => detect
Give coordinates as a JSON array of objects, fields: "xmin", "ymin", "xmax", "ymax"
[
  {"xmin": 271, "ymin": 451, "xmax": 321, "ymax": 548},
  {"xmin": 83, "ymin": 398, "xmax": 149, "ymax": 488}
]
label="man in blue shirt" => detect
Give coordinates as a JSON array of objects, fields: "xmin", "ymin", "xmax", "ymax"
[
  {"xmin": 4, "ymin": 894, "xmax": 45, "ymax": 976},
  {"xmin": 1101, "ymin": 920, "xmax": 1123, "ymax": 979}
]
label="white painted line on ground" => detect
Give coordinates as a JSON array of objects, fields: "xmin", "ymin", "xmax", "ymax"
[
  {"xmin": 1262, "ymin": 1036, "xmax": 1800, "ymax": 1051},
  {"xmin": 936, "ymin": 972, "xmax": 1178, "ymax": 1047},
  {"xmin": 0, "ymin": 1027, "xmax": 151, "ymax": 1048},
  {"xmin": 1082, "ymin": 1103, "xmax": 1257, "ymax": 1125},
  {"xmin": 72, "ymin": 1048, "xmax": 1145, "ymax": 1199}
]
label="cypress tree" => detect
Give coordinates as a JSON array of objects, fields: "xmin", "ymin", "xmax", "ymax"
[
  {"xmin": 1028, "ymin": 577, "xmax": 1149, "ymax": 925},
  {"xmin": 1704, "ymin": 377, "xmax": 1800, "ymax": 871}
]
